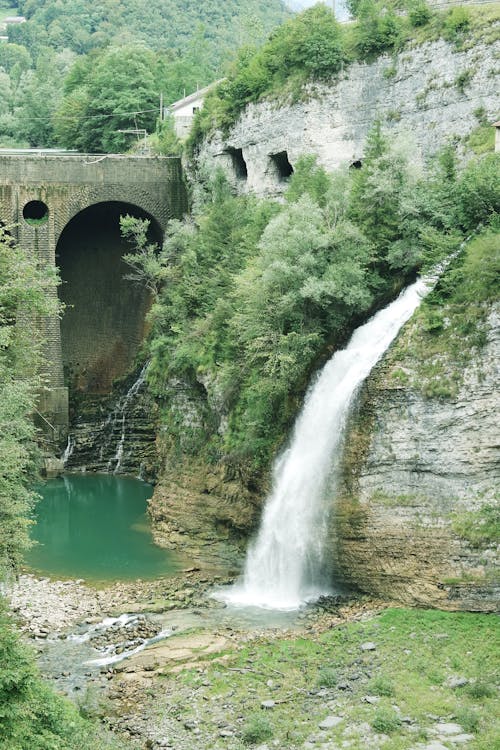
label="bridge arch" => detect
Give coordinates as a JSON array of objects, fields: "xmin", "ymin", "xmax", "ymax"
[{"xmin": 56, "ymin": 200, "xmax": 162, "ymax": 394}]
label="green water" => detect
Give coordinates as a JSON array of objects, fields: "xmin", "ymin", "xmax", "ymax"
[{"xmin": 26, "ymin": 475, "xmax": 179, "ymax": 581}]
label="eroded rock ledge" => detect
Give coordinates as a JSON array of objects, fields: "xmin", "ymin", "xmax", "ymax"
[{"xmin": 332, "ymin": 307, "xmax": 499, "ymax": 611}]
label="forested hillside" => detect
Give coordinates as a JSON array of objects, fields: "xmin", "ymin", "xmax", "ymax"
[
  {"xmin": 0, "ymin": 0, "xmax": 289, "ymax": 148},
  {"xmin": 10, "ymin": 0, "xmax": 289, "ymax": 62}
]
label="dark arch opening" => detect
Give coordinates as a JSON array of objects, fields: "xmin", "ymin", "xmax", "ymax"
[
  {"xmin": 56, "ymin": 202, "xmax": 162, "ymax": 394},
  {"xmin": 23, "ymin": 200, "xmax": 49, "ymax": 224},
  {"xmin": 270, "ymin": 151, "xmax": 294, "ymax": 182},
  {"xmin": 226, "ymin": 147, "xmax": 248, "ymax": 180},
  {"xmin": 350, "ymin": 159, "xmax": 363, "ymax": 169}
]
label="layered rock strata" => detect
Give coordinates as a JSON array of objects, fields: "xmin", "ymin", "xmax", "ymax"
[
  {"xmin": 331, "ymin": 307, "xmax": 499, "ymax": 611},
  {"xmin": 197, "ymin": 35, "xmax": 500, "ymax": 196}
]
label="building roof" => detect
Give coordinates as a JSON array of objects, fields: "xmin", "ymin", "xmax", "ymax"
[{"xmin": 170, "ymin": 80, "xmax": 225, "ymax": 112}]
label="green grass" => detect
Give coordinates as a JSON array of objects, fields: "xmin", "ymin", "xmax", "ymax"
[
  {"xmin": 452, "ymin": 504, "xmax": 500, "ymax": 549},
  {"xmin": 169, "ymin": 608, "xmax": 499, "ymax": 749},
  {"xmin": 408, "ymin": 2, "xmax": 500, "ymax": 49}
]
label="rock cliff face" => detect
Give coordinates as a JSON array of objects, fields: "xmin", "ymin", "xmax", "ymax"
[
  {"xmin": 331, "ymin": 307, "xmax": 499, "ymax": 611},
  {"xmin": 197, "ymin": 35, "xmax": 500, "ymax": 196},
  {"xmin": 65, "ymin": 366, "xmax": 158, "ymax": 479}
]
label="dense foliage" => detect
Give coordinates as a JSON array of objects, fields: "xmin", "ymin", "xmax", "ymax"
[
  {"xmin": 0, "ymin": 0, "xmax": 289, "ymax": 149},
  {"xmin": 11, "ymin": 0, "xmax": 289, "ymax": 62},
  {"xmin": 0, "ymin": 225, "xmax": 59, "ymax": 573},
  {"xmin": 123, "ymin": 134, "xmax": 499, "ymax": 477},
  {"xmin": 389, "ymin": 226, "xmax": 500, "ymax": 399}
]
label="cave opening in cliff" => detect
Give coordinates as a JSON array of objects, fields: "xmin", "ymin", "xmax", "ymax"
[
  {"xmin": 56, "ymin": 202, "xmax": 162, "ymax": 394},
  {"xmin": 226, "ymin": 147, "xmax": 248, "ymax": 180},
  {"xmin": 270, "ymin": 151, "xmax": 294, "ymax": 182}
]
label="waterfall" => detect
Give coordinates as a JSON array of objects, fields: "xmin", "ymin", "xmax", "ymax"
[
  {"xmin": 61, "ymin": 435, "xmax": 74, "ymax": 466},
  {"xmin": 221, "ymin": 271, "xmax": 440, "ymax": 611},
  {"xmin": 108, "ymin": 362, "xmax": 149, "ymax": 474}
]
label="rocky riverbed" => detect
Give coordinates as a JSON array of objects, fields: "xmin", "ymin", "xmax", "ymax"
[
  {"xmin": 6, "ymin": 571, "xmax": 381, "ymax": 745},
  {"xmin": 7, "ymin": 573, "xmax": 496, "ymax": 750},
  {"xmin": 8, "ymin": 568, "xmax": 231, "ymax": 637}
]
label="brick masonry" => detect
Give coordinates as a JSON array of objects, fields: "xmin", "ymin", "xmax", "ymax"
[{"xmin": 0, "ymin": 153, "xmax": 187, "ymax": 443}]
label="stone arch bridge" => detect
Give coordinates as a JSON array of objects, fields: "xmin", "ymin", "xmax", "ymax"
[{"xmin": 0, "ymin": 151, "xmax": 187, "ymax": 445}]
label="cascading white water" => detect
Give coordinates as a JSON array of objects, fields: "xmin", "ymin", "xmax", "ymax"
[
  {"xmin": 221, "ymin": 272, "xmax": 440, "ymax": 611},
  {"xmin": 108, "ymin": 362, "xmax": 149, "ymax": 474},
  {"xmin": 61, "ymin": 435, "xmax": 74, "ymax": 466}
]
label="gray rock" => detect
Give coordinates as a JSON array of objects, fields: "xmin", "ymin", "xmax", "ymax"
[
  {"xmin": 434, "ymin": 723, "xmax": 464, "ymax": 735},
  {"xmin": 360, "ymin": 642, "xmax": 376, "ymax": 651},
  {"xmin": 261, "ymin": 700, "xmax": 276, "ymax": 709},
  {"xmin": 318, "ymin": 715, "xmax": 343, "ymax": 730},
  {"xmin": 445, "ymin": 676, "xmax": 469, "ymax": 688},
  {"xmin": 198, "ymin": 38, "xmax": 500, "ymax": 203}
]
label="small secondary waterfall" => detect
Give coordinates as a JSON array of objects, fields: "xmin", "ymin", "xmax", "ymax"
[
  {"xmin": 64, "ymin": 362, "xmax": 155, "ymax": 477},
  {"xmin": 107, "ymin": 362, "xmax": 150, "ymax": 474},
  {"xmin": 222, "ymin": 272, "xmax": 439, "ymax": 610},
  {"xmin": 61, "ymin": 435, "xmax": 75, "ymax": 466}
]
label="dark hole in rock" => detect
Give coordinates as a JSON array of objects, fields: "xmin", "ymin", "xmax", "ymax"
[
  {"xmin": 270, "ymin": 151, "xmax": 294, "ymax": 182},
  {"xmin": 226, "ymin": 147, "xmax": 248, "ymax": 180}
]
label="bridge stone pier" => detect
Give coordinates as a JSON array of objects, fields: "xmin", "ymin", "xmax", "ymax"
[{"xmin": 0, "ymin": 152, "xmax": 187, "ymax": 448}]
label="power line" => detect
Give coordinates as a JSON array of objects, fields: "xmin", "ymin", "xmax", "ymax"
[{"xmin": 3, "ymin": 106, "xmax": 160, "ymax": 125}]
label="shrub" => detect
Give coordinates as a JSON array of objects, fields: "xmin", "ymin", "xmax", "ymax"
[
  {"xmin": 455, "ymin": 154, "xmax": 500, "ymax": 231},
  {"xmin": 455, "ymin": 69, "xmax": 473, "ymax": 93},
  {"xmin": 456, "ymin": 707, "xmax": 480, "ymax": 733},
  {"xmin": 369, "ymin": 675, "xmax": 396, "ymax": 697},
  {"xmin": 409, "ymin": 2, "xmax": 432, "ymax": 28},
  {"xmin": 371, "ymin": 708, "xmax": 403, "ymax": 733},
  {"xmin": 468, "ymin": 680, "xmax": 496, "ymax": 699},
  {"xmin": 355, "ymin": 0, "xmax": 402, "ymax": 57},
  {"xmin": 242, "ymin": 714, "xmax": 273, "ymax": 745},
  {"xmin": 443, "ymin": 6, "xmax": 471, "ymax": 42},
  {"xmin": 317, "ymin": 667, "xmax": 338, "ymax": 687}
]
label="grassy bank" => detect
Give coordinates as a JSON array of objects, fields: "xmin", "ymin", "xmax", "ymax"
[{"xmin": 150, "ymin": 607, "xmax": 499, "ymax": 749}]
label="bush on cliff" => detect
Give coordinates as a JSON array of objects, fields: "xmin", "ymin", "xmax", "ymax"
[{"xmin": 190, "ymin": 5, "xmax": 346, "ymax": 140}]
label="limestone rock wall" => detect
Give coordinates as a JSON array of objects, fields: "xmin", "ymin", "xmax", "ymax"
[
  {"xmin": 196, "ymin": 35, "xmax": 500, "ymax": 196},
  {"xmin": 331, "ymin": 307, "xmax": 499, "ymax": 611}
]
